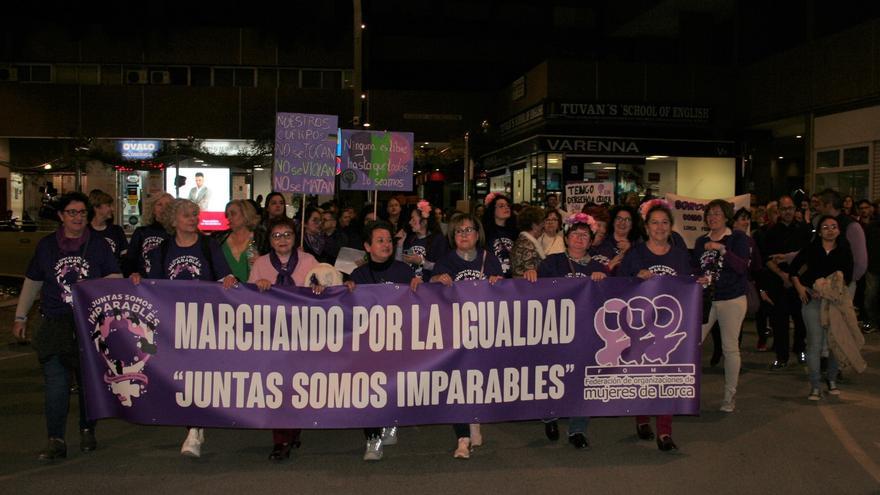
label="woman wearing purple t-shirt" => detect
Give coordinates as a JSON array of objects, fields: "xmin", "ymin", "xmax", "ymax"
[
  {"xmin": 13, "ymin": 192, "xmax": 122, "ymax": 461},
  {"xmin": 131, "ymin": 198, "xmax": 235, "ymax": 459},
  {"xmin": 617, "ymin": 200, "xmax": 702, "ymax": 452},
  {"xmin": 431, "ymin": 213, "xmax": 503, "ymax": 459}
]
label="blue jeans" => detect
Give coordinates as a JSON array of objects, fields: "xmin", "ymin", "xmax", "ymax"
[
  {"xmin": 42, "ymin": 355, "xmax": 95, "ymax": 439},
  {"xmin": 802, "ymin": 299, "xmax": 839, "ymax": 390}
]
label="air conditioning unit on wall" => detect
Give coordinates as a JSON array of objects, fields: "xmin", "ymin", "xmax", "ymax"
[
  {"xmin": 0, "ymin": 66, "xmax": 19, "ymax": 82},
  {"xmin": 125, "ymin": 69, "xmax": 148, "ymax": 84},
  {"xmin": 150, "ymin": 70, "xmax": 170, "ymax": 84}
]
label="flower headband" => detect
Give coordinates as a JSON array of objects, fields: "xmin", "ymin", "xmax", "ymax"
[
  {"xmin": 564, "ymin": 213, "xmax": 598, "ymax": 233},
  {"xmin": 417, "ymin": 200, "xmax": 431, "ymax": 219},
  {"xmin": 484, "ymin": 192, "xmax": 498, "ymax": 206},
  {"xmin": 638, "ymin": 198, "xmax": 670, "ymax": 220}
]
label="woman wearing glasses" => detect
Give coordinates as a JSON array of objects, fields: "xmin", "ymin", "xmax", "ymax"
[
  {"xmin": 789, "ymin": 215, "xmax": 853, "ymax": 400},
  {"xmin": 13, "ymin": 192, "xmax": 121, "ymax": 460},
  {"xmin": 249, "ymin": 217, "xmax": 320, "ymax": 461},
  {"xmin": 591, "ymin": 205, "xmax": 642, "ymax": 273},
  {"xmin": 694, "ymin": 200, "xmax": 751, "ymax": 413},
  {"xmin": 431, "ymin": 212, "xmax": 503, "ymax": 459},
  {"xmin": 536, "ymin": 213, "xmax": 607, "ymax": 449}
]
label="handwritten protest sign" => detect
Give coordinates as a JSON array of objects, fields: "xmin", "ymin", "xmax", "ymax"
[
  {"xmin": 339, "ymin": 130, "xmax": 413, "ymax": 191},
  {"xmin": 565, "ymin": 181, "xmax": 614, "ymax": 212},
  {"xmin": 273, "ymin": 112, "xmax": 338, "ymax": 194},
  {"xmin": 666, "ymin": 193, "xmax": 751, "ymax": 248}
]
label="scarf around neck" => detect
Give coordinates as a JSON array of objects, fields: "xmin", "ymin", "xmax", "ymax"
[{"xmin": 270, "ymin": 249, "xmax": 299, "ymax": 286}]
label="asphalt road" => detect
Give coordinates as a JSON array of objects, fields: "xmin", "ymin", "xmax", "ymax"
[{"xmin": 1, "ymin": 308, "xmax": 879, "ymax": 495}]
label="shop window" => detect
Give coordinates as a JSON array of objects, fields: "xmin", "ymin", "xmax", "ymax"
[
  {"xmin": 816, "ymin": 149, "xmax": 840, "ymax": 169},
  {"xmin": 234, "ymin": 68, "xmax": 255, "ymax": 87},
  {"xmin": 301, "ymin": 70, "xmax": 321, "ymax": 89},
  {"xmin": 191, "ymin": 67, "xmax": 211, "ymax": 86},
  {"xmin": 843, "ymin": 146, "xmax": 869, "ymax": 167}
]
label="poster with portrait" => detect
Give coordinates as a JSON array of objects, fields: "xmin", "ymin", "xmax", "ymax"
[{"xmin": 165, "ymin": 167, "xmax": 231, "ymax": 231}]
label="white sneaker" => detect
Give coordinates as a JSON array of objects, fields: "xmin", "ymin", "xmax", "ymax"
[
  {"xmin": 828, "ymin": 382, "xmax": 840, "ymax": 396},
  {"xmin": 808, "ymin": 388, "xmax": 821, "ymax": 401},
  {"xmin": 469, "ymin": 424, "xmax": 482, "ymax": 447},
  {"xmin": 181, "ymin": 428, "xmax": 203, "ymax": 458},
  {"xmin": 363, "ymin": 437, "xmax": 383, "ymax": 461},
  {"xmin": 381, "ymin": 426, "xmax": 398, "ymax": 446},
  {"xmin": 453, "ymin": 437, "xmax": 471, "ymax": 459},
  {"xmin": 720, "ymin": 391, "xmax": 736, "ymax": 413}
]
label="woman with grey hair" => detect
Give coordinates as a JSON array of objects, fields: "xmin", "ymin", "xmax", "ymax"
[{"xmin": 130, "ymin": 198, "xmax": 235, "ymax": 459}]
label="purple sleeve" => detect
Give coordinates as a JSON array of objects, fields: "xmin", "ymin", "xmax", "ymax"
[
  {"xmin": 722, "ymin": 232, "xmax": 751, "ymax": 275},
  {"xmin": 95, "ymin": 238, "xmax": 121, "ymax": 276},
  {"xmin": 617, "ymin": 249, "xmax": 638, "ymax": 277},
  {"xmin": 25, "ymin": 236, "xmax": 52, "ymax": 281},
  {"xmin": 846, "ymin": 222, "xmax": 867, "ymax": 281},
  {"xmin": 207, "ymin": 237, "xmax": 232, "ymax": 280}
]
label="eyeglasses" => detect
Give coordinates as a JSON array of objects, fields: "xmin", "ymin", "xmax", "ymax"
[
  {"xmin": 63, "ymin": 209, "xmax": 88, "ymax": 217},
  {"xmin": 820, "ymin": 224, "xmax": 838, "ymax": 231},
  {"xmin": 454, "ymin": 227, "xmax": 477, "ymax": 235},
  {"xmin": 614, "ymin": 217, "xmax": 632, "ymax": 223},
  {"xmin": 271, "ymin": 232, "xmax": 294, "ymax": 239},
  {"xmin": 569, "ymin": 232, "xmax": 591, "ymax": 239}
]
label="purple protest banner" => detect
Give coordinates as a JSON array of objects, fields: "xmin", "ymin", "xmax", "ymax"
[
  {"xmin": 72, "ymin": 277, "xmax": 701, "ymax": 429},
  {"xmin": 339, "ymin": 129, "xmax": 413, "ymax": 191},
  {"xmin": 273, "ymin": 112, "xmax": 338, "ymax": 194}
]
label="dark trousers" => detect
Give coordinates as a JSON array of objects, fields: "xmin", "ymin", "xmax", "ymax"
[
  {"xmin": 43, "ymin": 355, "xmax": 95, "ymax": 439},
  {"xmin": 770, "ymin": 287, "xmax": 806, "ymax": 362}
]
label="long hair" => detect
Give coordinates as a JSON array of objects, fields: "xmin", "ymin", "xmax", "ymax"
[{"xmin": 483, "ymin": 193, "xmax": 515, "ymax": 235}]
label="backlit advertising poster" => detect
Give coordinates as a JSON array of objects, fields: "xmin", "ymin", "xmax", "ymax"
[{"xmin": 165, "ymin": 168, "xmax": 231, "ymax": 231}]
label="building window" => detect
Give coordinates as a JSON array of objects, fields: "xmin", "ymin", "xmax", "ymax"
[
  {"xmin": 234, "ymin": 68, "xmax": 255, "ymax": 87},
  {"xmin": 321, "ymin": 70, "xmax": 341, "ymax": 89},
  {"xmin": 54, "ymin": 66, "xmax": 78, "ymax": 84},
  {"xmin": 343, "ymin": 70, "xmax": 354, "ymax": 89},
  {"xmin": 258, "ymin": 68, "xmax": 277, "ymax": 88},
  {"xmin": 77, "ymin": 65, "xmax": 99, "ymax": 85},
  {"xmin": 279, "ymin": 69, "xmax": 299, "ymax": 87},
  {"xmin": 168, "ymin": 67, "xmax": 189, "ymax": 85},
  {"xmin": 213, "ymin": 68, "xmax": 234, "ymax": 87},
  {"xmin": 301, "ymin": 69, "xmax": 321, "ymax": 89},
  {"xmin": 101, "ymin": 65, "xmax": 122, "ymax": 85},
  {"xmin": 191, "ymin": 67, "xmax": 211, "ymax": 86},
  {"xmin": 843, "ymin": 146, "xmax": 869, "ymax": 167},
  {"xmin": 814, "ymin": 144, "xmax": 871, "ymax": 200},
  {"xmin": 816, "ymin": 149, "xmax": 840, "ymax": 169}
]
